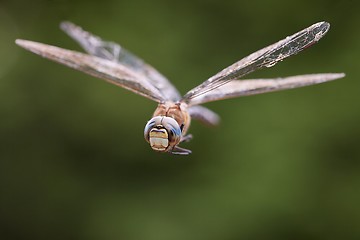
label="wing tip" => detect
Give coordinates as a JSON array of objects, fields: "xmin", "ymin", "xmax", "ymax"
[
  {"xmin": 313, "ymin": 72, "xmax": 345, "ymax": 83},
  {"xmin": 15, "ymin": 39, "xmax": 35, "ymax": 50},
  {"xmin": 332, "ymin": 72, "xmax": 346, "ymax": 79},
  {"xmin": 316, "ymin": 21, "xmax": 331, "ymax": 34},
  {"xmin": 15, "ymin": 39, "xmax": 66, "ymax": 59},
  {"xmin": 15, "ymin": 39, "xmax": 48, "ymax": 51},
  {"xmin": 315, "ymin": 21, "xmax": 330, "ymax": 28},
  {"xmin": 319, "ymin": 21, "xmax": 330, "ymax": 27},
  {"xmin": 15, "ymin": 38, "xmax": 26, "ymax": 46},
  {"xmin": 60, "ymin": 21, "xmax": 74, "ymax": 31}
]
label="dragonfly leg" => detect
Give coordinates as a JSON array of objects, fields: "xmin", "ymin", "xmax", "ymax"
[{"xmin": 170, "ymin": 146, "xmax": 192, "ymax": 155}]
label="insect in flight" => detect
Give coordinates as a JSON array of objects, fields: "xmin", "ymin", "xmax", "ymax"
[{"xmin": 16, "ymin": 21, "xmax": 344, "ymax": 155}]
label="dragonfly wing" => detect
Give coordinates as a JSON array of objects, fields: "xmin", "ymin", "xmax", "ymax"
[
  {"xmin": 60, "ymin": 21, "xmax": 182, "ymax": 101},
  {"xmin": 188, "ymin": 105, "xmax": 220, "ymax": 126},
  {"xmin": 187, "ymin": 73, "xmax": 345, "ymax": 105},
  {"xmin": 182, "ymin": 22, "xmax": 331, "ymax": 103},
  {"xmin": 15, "ymin": 39, "xmax": 166, "ymax": 102}
]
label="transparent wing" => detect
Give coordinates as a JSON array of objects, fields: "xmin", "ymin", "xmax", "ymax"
[
  {"xmin": 15, "ymin": 39, "xmax": 166, "ymax": 102},
  {"xmin": 187, "ymin": 73, "xmax": 345, "ymax": 105},
  {"xmin": 60, "ymin": 21, "xmax": 181, "ymax": 101},
  {"xmin": 188, "ymin": 105, "xmax": 220, "ymax": 126},
  {"xmin": 182, "ymin": 21, "xmax": 331, "ymax": 103}
]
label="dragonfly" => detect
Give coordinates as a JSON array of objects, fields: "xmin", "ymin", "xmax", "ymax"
[{"xmin": 16, "ymin": 21, "xmax": 344, "ymax": 155}]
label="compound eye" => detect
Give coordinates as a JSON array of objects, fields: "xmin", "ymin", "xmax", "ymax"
[
  {"xmin": 144, "ymin": 116, "xmax": 162, "ymax": 142},
  {"xmin": 162, "ymin": 117, "xmax": 181, "ymax": 145}
]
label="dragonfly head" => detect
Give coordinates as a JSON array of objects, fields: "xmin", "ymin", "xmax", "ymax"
[{"xmin": 144, "ymin": 116, "xmax": 182, "ymax": 152}]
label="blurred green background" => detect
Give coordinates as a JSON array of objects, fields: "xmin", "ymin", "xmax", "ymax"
[{"xmin": 1, "ymin": 0, "xmax": 359, "ymax": 239}]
